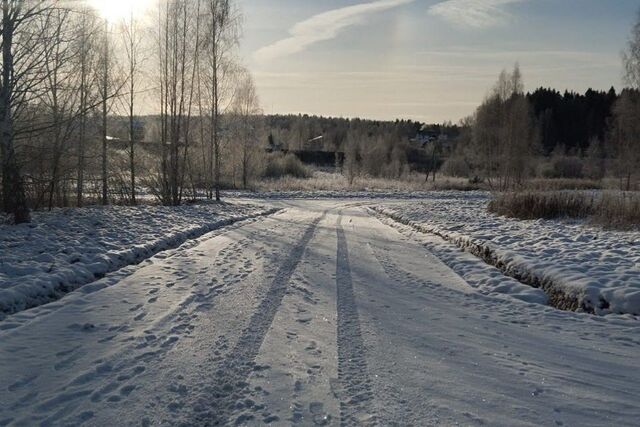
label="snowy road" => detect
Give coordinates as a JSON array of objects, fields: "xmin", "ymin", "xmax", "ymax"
[{"xmin": 1, "ymin": 200, "xmax": 639, "ymax": 426}]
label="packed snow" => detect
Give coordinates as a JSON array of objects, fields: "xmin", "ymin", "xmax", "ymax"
[
  {"xmin": 374, "ymin": 211, "xmax": 549, "ymax": 306},
  {"xmin": 374, "ymin": 192, "xmax": 640, "ymax": 315},
  {"xmin": 0, "ymin": 200, "xmax": 638, "ymax": 427},
  {"xmin": 0, "ymin": 202, "xmax": 276, "ymax": 320}
]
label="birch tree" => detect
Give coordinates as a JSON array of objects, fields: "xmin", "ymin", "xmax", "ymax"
[
  {"xmin": 1, "ymin": 0, "xmax": 58, "ymax": 223},
  {"xmin": 231, "ymin": 70, "xmax": 261, "ymax": 189},
  {"xmin": 75, "ymin": 6, "xmax": 100, "ymax": 207},
  {"xmin": 39, "ymin": 7, "xmax": 84, "ymax": 210},
  {"xmin": 613, "ymin": 10, "xmax": 640, "ymax": 190},
  {"xmin": 120, "ymin": 9, "xmax": 146, "ymax": 205},
  {"xmin": 473, "ymin": 65, "xmax": 536, "ymax": 191},
  {"xmin": 610, "ymin": 89, "xmax": 640, "ymax": 190},
  {"xmin": 156, "ymin": 0, "xmax": 200, "ymax": 205},
  {"xmin": 203, "ymin": 0, "xmax": 239, "ymax": 201}
]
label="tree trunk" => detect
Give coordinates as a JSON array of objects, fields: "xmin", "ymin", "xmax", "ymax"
[
  {"xmin": 101, "ymin": 19, "xmax": 109, "ymax": 206},
  {"xmin": 0, "ymin": 0, "xmax": 30, "ymax": 224},
  {"xmin": 77, "ymin": 71, "xmax": 86, "ymax": 207},
  {"xmin": 212, "ymin": 1, "xmax": 221, "ymax": 202},
  {"xmin": 77, "ymin": 12, "xmax": 87, "ymax": 208},
  {"xmin": 129, "ymin": 48, "xmax": 136, "ymax": 205}
]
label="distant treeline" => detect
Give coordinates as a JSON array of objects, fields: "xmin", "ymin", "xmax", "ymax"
[
  {"xmin": 264, "ymin": 114, "xmax": 459, "ymax": 152},
  {"xmin": 264, "ymin": 87, "xmax": 623, "ymax": 158},
  {"xmin": 527, "ymin": 87, "xmax": 619, "ymax": 155}
]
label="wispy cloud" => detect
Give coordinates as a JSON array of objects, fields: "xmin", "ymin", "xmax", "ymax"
[
  {"xmin": 254, "ymin": 0, "xmax": 414, "ymax": 62},
  {"xmin": 429, "ymin": 0, "xmax": 526, "ymax": 29}
]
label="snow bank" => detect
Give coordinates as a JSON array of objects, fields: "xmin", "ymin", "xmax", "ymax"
[
  {"xmin": 0, "ymin": 203, "xmax": 276, "ymax": 319},
  {"xmin": 374, "ymin": 212, "xmax": 549, "ymax": 305},
  {"xmin": 374, "ymin": 192, "xmax": 640, "ymax": 315}
]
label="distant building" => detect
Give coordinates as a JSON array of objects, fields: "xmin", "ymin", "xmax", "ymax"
[
  {"xmin": 265, "ymin": 133, "xmax": 343, "ymax": 168},
  {"xmin": 411, "ymin": 125, "xmax": 449, "ymax": 150}
]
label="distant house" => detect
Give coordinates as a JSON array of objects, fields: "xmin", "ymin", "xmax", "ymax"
[
  {"xmin": 411, "ymin": 125, "xmax": 449, "ymax": 149},
  {"xmin": 265, "ymin": 133, "xmax": 343, "ymax": 168},
  {"xmin": 307, "ymin": 135, "xmax": 324, "ymax": 145},
  {"xmin": 266, "ymin": 133, "xmax": 284, "ymax": 153}
]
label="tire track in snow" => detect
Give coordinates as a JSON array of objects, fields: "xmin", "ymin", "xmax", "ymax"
[
  {"xmin": 336, "ymin": 216, "xmax": 377, "ymax": 427},
  {"xmin": 189, "ymin": 211, "xmax": 327, "ymax": 426}
]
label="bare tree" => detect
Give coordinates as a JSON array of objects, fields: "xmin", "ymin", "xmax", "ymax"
[
  {"xmin": 610, "ymin": 89, "xmax": 640, "ymax": 190},
  {"xmin": 623, "ymin": 9, "xmax": 640, "ymax": 89},
  {"xmin": 37, "ymin": 7, "xmax": 95, "ymax": 210},
  {"xmin": 0, "ymin": 0, "xmax": 59, "ymax": 223},
  {"xmin": 120, "ymin": 9, "xmax": 146, "ymax": 205},
  {"xmin": 614, "ymin": 10, "xmax": 640, "ymax": 190},
  {"xmin": 343, "ymin": 133, "xmax": 361, "ymax": 186},
  {"xmin": 156, "ymin": 0, "xmax": 200, "ymax": 205},
  {"xmin": 100, "ymin": 19, "xmax": 109, "ymax": 205},
  {"xmin": 231, "ymin": 70, "xmax": 261, "ymax": 189},
  {"xmin": 472, "ymin": 64, "xmax": 536, "ymax": 191},
  {"xmin": 75, "ymin": 6, "xmax": 101, "ymax": 207},
  {"xmin": 202, "ymin": 0, "xmax": 239, "ymax": 201}
]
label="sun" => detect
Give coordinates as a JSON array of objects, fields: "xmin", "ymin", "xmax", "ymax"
[{"xmin": 89, "ymin": 0, "xmax": 153, "ymax": 23}]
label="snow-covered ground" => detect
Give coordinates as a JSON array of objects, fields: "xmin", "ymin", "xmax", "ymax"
[
  {"xmin": 374, "ymin": 192, "xmax": 640, "ymax": 315},
  {"xmin": 0, "ymin": 202, "xmax": 275, "ymax": 320},
  {"xmin": 0, "ymin": 199, "xmax": 638, "ymax": 426}
]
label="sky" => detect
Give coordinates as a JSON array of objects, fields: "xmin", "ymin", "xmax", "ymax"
[{"xmin": 237, "ymin": 0, "xmax": 639, "ymax": 123}]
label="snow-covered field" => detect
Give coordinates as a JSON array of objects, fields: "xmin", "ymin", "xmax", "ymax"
[
  {"xmin": 374, "ymin": 192, "xmax": 640, "ymax": 316},
  {"xmin": 0, "ymin": 202, "xmax": 276, "ymax": 320}
]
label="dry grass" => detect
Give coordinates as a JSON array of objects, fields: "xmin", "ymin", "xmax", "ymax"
[
  {"xmin": 254, "ymin": 171, "xmax": 484, "ymax": 192},
  {"xmin": 488, "ymin": 191, "xmax": 640, "ymax": 230},
  {"xmin": 524, "ymin": 178, "xmax": 604, "ymax": 191},
  {"xmin": 591, "ymin": 192, "xmax": 640, "ymax": 229}
]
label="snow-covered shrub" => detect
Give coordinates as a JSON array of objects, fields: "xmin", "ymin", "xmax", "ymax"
[
  {"xmin": 541, "ymin": 156, "xmax": 585, "ymax": 179},
  {"xmin": 440, "ymin": 156, "xmax": 471, "ymax": 178},
  {"xmin": 262, "ymin": 153, "xmax": 312, "ymax": 179}
]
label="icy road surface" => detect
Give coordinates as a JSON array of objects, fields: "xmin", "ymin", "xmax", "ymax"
[{"xmin": 0, "ymin": 200, "xmax": 639, "ymax": 426}]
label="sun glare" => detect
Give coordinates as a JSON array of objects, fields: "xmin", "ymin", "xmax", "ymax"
[{"xmin": 89, "ymin": 0, "xmax": 153, "ymax": 23}]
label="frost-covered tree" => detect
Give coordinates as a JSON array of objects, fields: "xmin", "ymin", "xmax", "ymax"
[
  {"xmin": 623, "ymin": 9, "xmax": 640, "ymax": 89},
  {"xmin": 231, "ymin": 70, "xmax": 262, "ymax": 189},
  {"xmin": 1, "ymin": 0, "xmax": 63, "ymax": 223},
  {"xmin": 611, "ymin": 11, "xmax": 640, "ymax": 190},
  {"xmin": 472, "ymin": 64, "xmax": 536, "ymax": 191},
  {"xmin": 610, "ymin": 89, "xmax": 640, "ymax": 190}
]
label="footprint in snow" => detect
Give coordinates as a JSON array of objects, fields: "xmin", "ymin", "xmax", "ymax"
[
  {"xmin": 67, "ymin": 323, "xmax": 97, "ymax": 332},
  {"xmin": 7, "ymin": 374, "xmax": 39, "ymax": 392},
  {"xmin": 119, "ymin": 385, "xmax": 136, "ymax": 396}
]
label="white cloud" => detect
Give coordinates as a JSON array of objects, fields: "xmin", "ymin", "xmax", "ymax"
[
  {"xmin": 254, "ymin": 0, "xmax": 414, "ymax": 62},
  {"xmin": 429, "ymin": 0, "xmax": 526, "ymax": 29}
]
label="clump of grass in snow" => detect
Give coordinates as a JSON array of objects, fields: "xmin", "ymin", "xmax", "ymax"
[
  {"xmin": 525, "ymin": 178, "xmax": 604, "ymax": 191},
  {"xmin": 488, "ymin": 191, "xmax": 640, "ymax": 230},
  {"xmin": 488, "ymin": 191, "xmax": 596, "ymax": 220},
  {"xmin": 255, "ymin": 170, "xmax": 485, "ymax": 192},
  {"xmin": 591, "ymin": 192, "xmax": 640, "ymax": 230}
]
